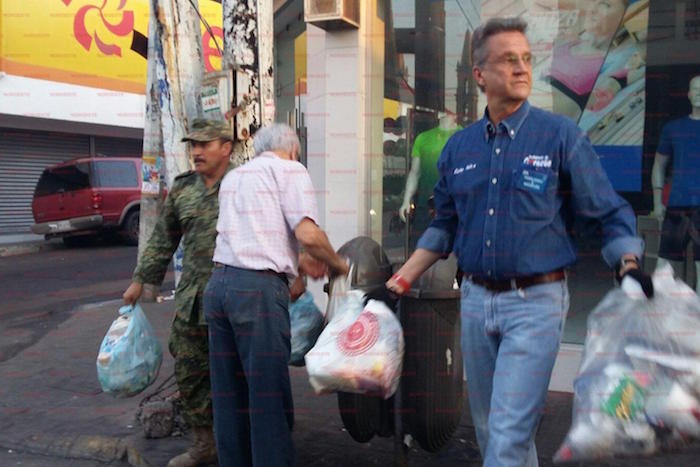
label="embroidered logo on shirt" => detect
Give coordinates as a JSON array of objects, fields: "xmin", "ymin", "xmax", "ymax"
[
  {"xmin": 523, "ymin": 154, "xmax": 552, "ymax": 168},
  {"xmin": 453, "ymin": 163, "xmax": 477, "ymax": 175}
]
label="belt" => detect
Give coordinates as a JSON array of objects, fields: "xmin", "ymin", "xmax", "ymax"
[
  {"xmin": 469, "ymin": 269, "xmax": 566, "ymax": 292},
  {"xmin": 213, "ymin": 263, "xmax": 287, "ymax": 283}
]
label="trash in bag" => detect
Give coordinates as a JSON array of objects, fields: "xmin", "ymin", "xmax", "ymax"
[
  {"xmin": 96, "ymin": 303, "xmax": 163, "ymax": 398},
  {"xmin": 289, "ymin": 291, "xmax": 324, "ymax": 367},
  {"xmin": 555, "ymin": 264, "xmax": 700, "ymax": 462},
  {"xmin": 305, "ymin": 290, "xmax": 404, "ymax": 399}
]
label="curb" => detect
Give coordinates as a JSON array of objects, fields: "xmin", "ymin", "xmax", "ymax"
[
  {"xmin": 0, "ymin": 243, "xmax": 42, "ymax": 257},
  {"xmin": 0, "ymin": 241, "xmax": 61, "ymax": 258},
  {"xmin": 0, "ymin": 434, "xmax": 151, "ymax": 467},
  {"xmin": 75, "ymin": 298, "xmax": 125, "ymax": 311}
]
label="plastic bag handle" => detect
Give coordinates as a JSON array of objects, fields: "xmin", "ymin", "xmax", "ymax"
[{"xmin": 119, "ymin": 304, "xmax": 135, "ymax": 315}]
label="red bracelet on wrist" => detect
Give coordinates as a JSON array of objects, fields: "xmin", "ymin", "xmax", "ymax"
[{"xmin": 391, "ymin": 274, "xmax": 411, "ymax": 291}]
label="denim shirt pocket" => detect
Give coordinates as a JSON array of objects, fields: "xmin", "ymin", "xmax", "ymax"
[{"xmin": 509, "ymin": 167, "xmax": 558, "ymax": 222}]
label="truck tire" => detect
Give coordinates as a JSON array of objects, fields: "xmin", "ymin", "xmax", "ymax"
[{"xmin": 122, "ymin": 209, "xmax": 140, "ymax": 246}]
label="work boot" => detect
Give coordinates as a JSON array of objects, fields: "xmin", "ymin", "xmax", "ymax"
[{"xmin": 167, "ymin": 426, "xmax": 217, "ymax": 467}]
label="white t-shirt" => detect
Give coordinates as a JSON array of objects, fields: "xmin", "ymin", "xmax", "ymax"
[{"xmin": 213, "ymin": 152, "xmax": 318, "ymax": 281}]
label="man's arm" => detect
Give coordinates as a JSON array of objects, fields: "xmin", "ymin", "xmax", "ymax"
[
  {"xmin": 561, "ymin": 126, "xmax": 652, "ymax": 296},
  {"xmin": 289, "ymin": 275, "xmax": 306, "ymax": 302},
  {"xmin": 123, "ymin": 190, "xmax": 183, "ymax": 304},
  {"xmin": 387, "ymin": 248, "xmax": 443, "ymax": 294},
  {"xmin": 298, "ymin": 251, "xmax": 328, "ymax": 279},
  {"xmin": 295, "ymin": 218, "xmax": 349, "ymax": 276},
  {"xmin": 123, "ymin": 282, "xmax": 144, "ymax": 305},
  {"xmin": 562, "ymin": 127, "xmax": 644, "ymax": 267}
]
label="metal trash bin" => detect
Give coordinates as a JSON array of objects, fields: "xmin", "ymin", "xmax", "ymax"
[
  {"xmin": 330, "ymin": 236, "xmax": 464, "ymax": 454},
  {"xmin": 400, "ymin": 287, "xmax": 463, "ymax": 452}
]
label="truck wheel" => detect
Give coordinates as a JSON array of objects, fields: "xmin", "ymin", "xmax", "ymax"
[{"xmin": 122, "ymin": 210, "xmax": 140, "ymax": 246}]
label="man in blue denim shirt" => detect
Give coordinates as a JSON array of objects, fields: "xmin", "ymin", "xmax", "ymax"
[{"xmin": 377, "ymin": 17, "xmax": 653, "ymax": 467}]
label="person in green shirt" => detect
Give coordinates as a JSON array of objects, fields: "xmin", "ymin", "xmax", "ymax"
[{"xmin": 122, "ymin": 118, "xmax": 232, "ymax": 467}]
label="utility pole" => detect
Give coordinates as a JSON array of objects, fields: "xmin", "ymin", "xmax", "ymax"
[
  {"xmin": 155, "ymin": 0, "xmax": 204, "ymax": 186},
  {"xmin": 138, "ymin": 3, "xmax": 165, "ymax": 258},
  {"xmin": 139, "ymin": 0, "xmax": 274, "ymax": 266},
  {"xmin": 138, "ymin": 0, "xmax": 205, "ymax": 285},
  {"xmin": 222, "ymin": 0, "xmax": 275, "ymax": 165}
]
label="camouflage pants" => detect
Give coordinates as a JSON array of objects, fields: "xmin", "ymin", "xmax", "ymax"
[{"xmin": 168, "ymin": 309, "xmax": 212, "ymax": 428}]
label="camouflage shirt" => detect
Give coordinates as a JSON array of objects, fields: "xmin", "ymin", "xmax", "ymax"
[{"xmin": 133, "ymin": 166, "xmax": 232, "ymax": 324}]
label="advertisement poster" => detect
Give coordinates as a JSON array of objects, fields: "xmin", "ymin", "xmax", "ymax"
[
  {"xmin": 141, "ymin": 155, "xmax": 162, "ymax": 195},
  {"xmin": 482, "ymin": 0, "xmax": 649, "ymax": 192},
  {"xmin": 0, "ymin": 0, "xmax": 223, "ymax": 94}
]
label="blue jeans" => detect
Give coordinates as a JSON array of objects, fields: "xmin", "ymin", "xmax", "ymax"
[
  {"xmin": 461, "ymin": 279, "xmax": 569, "ymax": 467},
  {"xmin": 204, "ymin": 266, "xmax": 294, "ymax": 467}
]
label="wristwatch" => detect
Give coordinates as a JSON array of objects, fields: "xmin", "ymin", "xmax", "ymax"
[
  {"xmin": 618, "ymin": 257, "xmax": 639, "ymax": 278},
  {"xmin": 619, "ymin": 257, "xmax": 639, "ymax": 269}
]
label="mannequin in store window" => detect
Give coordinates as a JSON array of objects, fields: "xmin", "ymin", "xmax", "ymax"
[
  {"xmin": 650, "ymin": 75, "xmax": 700, "ymax": 292},
  {"xmin": 399, "ymin": 113, "xmax": 462, "ymax": 234}
]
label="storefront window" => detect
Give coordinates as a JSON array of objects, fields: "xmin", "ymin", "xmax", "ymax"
[
  {"xmin": 375, "ymin": 0, "xmax": 700, "ymax": 344},
  {"xmin": 379, "ymin": 1, "xmax": 476, "ymax": 267},
  {"xmin": 274, "ymin": 0, "xmax": 308, "ymax": 163}
]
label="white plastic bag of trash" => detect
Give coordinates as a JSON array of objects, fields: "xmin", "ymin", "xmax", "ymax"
[
  {"xmin": 305, "ymin": 293, "xmax": 404, "ymax": 400},
  {"xmin": 555, "ymin": 264, "xmax": 700, "ymax": 462},
  {"xmin": 96, "ymin": 303, "xmax": 163, "ymax": 398}
]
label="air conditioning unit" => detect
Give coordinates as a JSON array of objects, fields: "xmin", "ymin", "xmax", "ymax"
[{"xmin": 304, "ymin": 0, "xmax": 359, "ymax": 30}]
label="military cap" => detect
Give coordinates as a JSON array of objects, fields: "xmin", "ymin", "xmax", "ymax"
[{"xmin": 181, "ymin": 118, "xmax": 233, "ymax": 142}]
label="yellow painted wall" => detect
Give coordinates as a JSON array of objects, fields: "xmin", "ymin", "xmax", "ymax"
[
  {"xmin": 294, "ymin": 30, "xmax": 306, "ymax": 94},
  {"xmin": 0, "ymin": 0, "xmax": 222, "ymax": 94}
]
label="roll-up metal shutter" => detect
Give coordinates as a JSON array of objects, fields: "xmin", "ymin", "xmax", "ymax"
[
  {"xmin": 94, "ymin": 136, "xmax": 143, "ymax": 158},
  {"xmin": 0, "ymin": 128, "xmax": 90, "ymax": 235}
]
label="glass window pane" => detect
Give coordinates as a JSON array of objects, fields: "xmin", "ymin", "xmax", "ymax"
[
  {"xmin": 372, "ymin": 0, "xmax": 700, "ymax": 344},
  {"xmin": 93, "ymin": 161, "xmax": 138, "ymax": 188},
  {"xmin": 34, "ymin": 163, "xmax": 90, "ymax": 196}
]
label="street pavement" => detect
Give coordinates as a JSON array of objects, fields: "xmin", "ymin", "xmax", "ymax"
[
  {"xmin": 0, "ymin": 240, "xmax": 145, "ymax": 364},
  {"xmin": 1, "ymin": 299, "xmax": 699, "ymax": 467}
]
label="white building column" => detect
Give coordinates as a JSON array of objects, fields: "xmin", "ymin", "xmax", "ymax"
[{"xmin": 304, "ymin": 2, "xmax": 385, "ymax": 306}]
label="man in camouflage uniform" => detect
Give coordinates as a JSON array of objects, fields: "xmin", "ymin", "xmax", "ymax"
[{"xmin": 123, "ymin": 118, "xmax": 233, "ymax": 467}]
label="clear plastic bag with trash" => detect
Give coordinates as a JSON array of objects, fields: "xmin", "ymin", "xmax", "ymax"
[
  {"xmin": 305, "ymin": 270, "xmax": 404, "ymax": 399},
  {"xmin": 554, "ymin": 264, "xmax": 700, "ymax": 462},
  {"xmin": 288, "ymin": 291, "xmax": 324, "ymax": 367},
  {"xmin": 96, "ymin": 303, "xmax": 163, "ymax": 398}
]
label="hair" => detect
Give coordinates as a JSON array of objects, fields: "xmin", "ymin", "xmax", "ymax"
[
  {"xmin": 471, "ymin": 17, "xmax": 528, "ymax": 67},
  {"xmin": 218, "ymin": 137, "xmax": 234, "ymax": 155},
  {"xmin": 253, "ymin": 123, "xmax": 300, "ymax": 156}
]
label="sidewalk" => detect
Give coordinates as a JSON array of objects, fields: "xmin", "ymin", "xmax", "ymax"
[
  {"xmin": 0, "ymin": 233, "xmax": 61, "ymax": 257},
  {"xmin": 1, "ymin": 299, "xmax": 698, "ymax": 466}
]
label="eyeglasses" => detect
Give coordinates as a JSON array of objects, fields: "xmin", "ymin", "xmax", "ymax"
[{"xmin": 486, "ymin": 53, "xmax": 533, "ymax": 68}]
